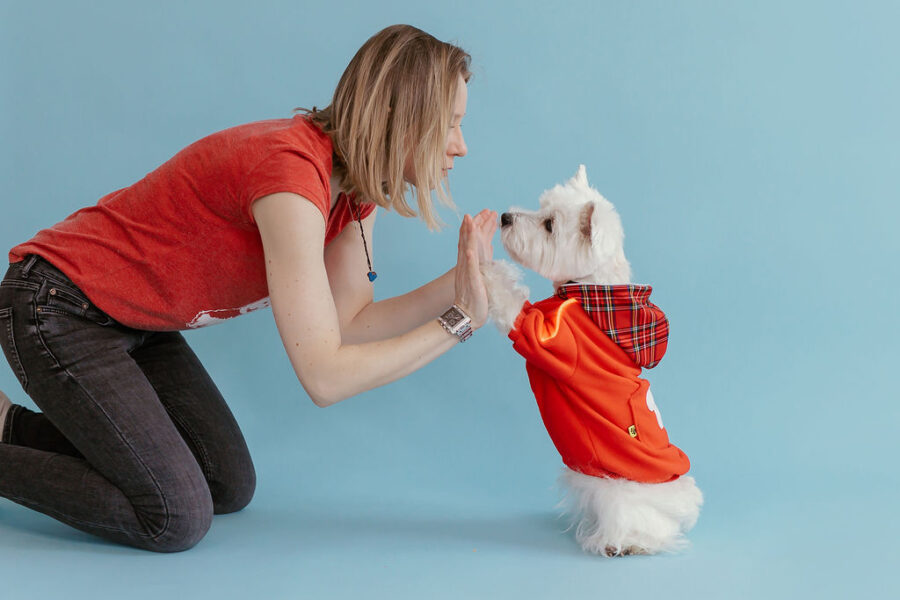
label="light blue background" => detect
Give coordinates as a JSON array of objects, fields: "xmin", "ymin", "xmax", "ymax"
[{"xmin": 1, "ymin": 1, "xmax": 898, "ymax": 598}]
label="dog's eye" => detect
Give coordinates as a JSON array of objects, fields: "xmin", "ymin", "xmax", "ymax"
[{"xmin": 544, "ymin": 219, "xmax": 553, "ymax": 233}]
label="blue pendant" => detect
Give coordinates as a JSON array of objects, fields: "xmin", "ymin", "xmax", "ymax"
[{"xmin": 367, "ymin": 271, "xmax": 378, "ymax": 282}]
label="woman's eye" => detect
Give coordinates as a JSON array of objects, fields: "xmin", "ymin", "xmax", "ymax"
[{"xmin": 544, "ymin": 219, "xmax": 553, "ymax": 233}]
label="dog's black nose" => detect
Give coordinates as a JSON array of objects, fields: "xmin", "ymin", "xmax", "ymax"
[{"xmin": 500, "ymin": 212, "xmax": 513, "ymax": 227}]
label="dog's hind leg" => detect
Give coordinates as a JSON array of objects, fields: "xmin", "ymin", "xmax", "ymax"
[{"xmin": 557, "ymin": 468, "xmax": 703, "ymax": 557}]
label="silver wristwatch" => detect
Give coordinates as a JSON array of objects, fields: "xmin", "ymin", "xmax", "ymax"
[{"xmin": 437, "ymin": 304, "xmax": 473, "ymax": 343}]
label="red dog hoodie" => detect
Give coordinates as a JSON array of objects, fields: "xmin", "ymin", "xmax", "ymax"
[{"xmin": 508, "ymin": 283, "xmax": 690, "ymax": 484}]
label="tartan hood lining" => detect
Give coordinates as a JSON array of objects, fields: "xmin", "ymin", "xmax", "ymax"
[{"xmin": 555, "ymin": 282, "xmax": 669, "ymax": 368}]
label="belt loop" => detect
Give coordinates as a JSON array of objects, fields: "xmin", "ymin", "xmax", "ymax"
[{"xmin": 20, "ymin": 254, "xmax": 39, "ymax": 278}]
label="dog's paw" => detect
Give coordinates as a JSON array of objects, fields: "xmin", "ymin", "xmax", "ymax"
[
  {"xmin": 480, "ymin": 260, "xmax": 529, "ymax": 335},
  {"xmin": 604, "ymin": 545, "xmax": 650, "ymax": 557}
]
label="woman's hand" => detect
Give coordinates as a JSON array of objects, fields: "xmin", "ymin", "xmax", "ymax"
[
  {"xmin": 471, "ymin": 209, "xmax": 498, "ymax": 263},
  {"xmin": 454, "ymin": 214, "xmax": 489, "ymax": 329}
]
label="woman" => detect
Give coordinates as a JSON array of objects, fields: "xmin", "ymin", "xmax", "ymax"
[{"xmin": 0, "ymin": 24, "xmax": 497, "ymax": 552}]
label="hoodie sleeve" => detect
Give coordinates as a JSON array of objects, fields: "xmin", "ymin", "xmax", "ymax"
[{"xmin": 507, "ymin": 299, "xmax": 579, "ymax": 380}]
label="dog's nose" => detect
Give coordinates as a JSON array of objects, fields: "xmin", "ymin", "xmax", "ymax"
[{"xmin": 500, "ymin": 212, "xmax": 513, "ymax": 227}]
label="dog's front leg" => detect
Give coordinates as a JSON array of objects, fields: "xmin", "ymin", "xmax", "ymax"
[{"xmin": 480, "ymin": 260, "xmax": 530, "ymax": 335}]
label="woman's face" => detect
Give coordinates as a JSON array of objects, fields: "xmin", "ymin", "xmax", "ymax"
[{"xmin": 403, "ymin": 73, "xmax": 468, "ymax": 183}]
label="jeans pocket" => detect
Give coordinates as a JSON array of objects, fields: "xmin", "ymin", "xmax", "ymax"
[
  {"xmin": 35, "ymin": 279, "xmax": 114, "ymax": 328},
  {"xmin": 0, "ymin": 306, "xmax": 29, "ymax": 391}
]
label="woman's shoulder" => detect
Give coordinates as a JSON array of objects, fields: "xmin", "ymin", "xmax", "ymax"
[
  {"xmin": 148, "ymin": 116, "xmax": 326, "ymax": 184},
  {"xmin": 213, "ymin": 114, "xmax": 332, "ymax": 154}
]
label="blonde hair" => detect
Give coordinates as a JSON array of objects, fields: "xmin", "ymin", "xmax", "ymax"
[{"xmin": 297, "ymin": 24, "xmax": 471, "ymax": 230}]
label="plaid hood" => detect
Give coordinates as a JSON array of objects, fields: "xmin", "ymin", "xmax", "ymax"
[{"xmin": 555, "ymin": 283, "xmax": 669, "ymax": 369}]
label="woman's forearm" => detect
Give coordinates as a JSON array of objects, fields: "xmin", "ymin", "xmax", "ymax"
[
  {"xmin": 315, "ymin": 318, "xmax": 466, "ymax": 406},
  {"xmin": 340, "ymin": 266, "xmax": 457, "ymax": 343}
]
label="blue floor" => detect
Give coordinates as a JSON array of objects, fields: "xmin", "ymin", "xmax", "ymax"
[{"xmin": 2, "ymin": 437, "xmax": 897, "ymax": 599}]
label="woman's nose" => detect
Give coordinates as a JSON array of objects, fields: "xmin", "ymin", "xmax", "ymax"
[{"xmin": 448, "ymin": 129, "xmax": 467, "ymax": 158}]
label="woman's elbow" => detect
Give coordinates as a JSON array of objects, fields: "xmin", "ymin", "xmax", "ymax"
[
  {"xmin": 300, "ymin": 378, "xmax": 333, "ymax": 408},
  {"xmin": 311, "ymin": 395, "xmax": 332, "ymax": 408},
  {"xmin": 310, "ymin": 389, "xmax": 343, "ymax": 408},
  {"xmin": 300, "ymin": 374, "xmax": 347, "ymax": 408},
  {"xmin": 289, "ymin": 345, "xmax": 358, "ymax": 407}
]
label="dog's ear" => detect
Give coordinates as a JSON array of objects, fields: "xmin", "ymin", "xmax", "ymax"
[
  {"xmin": 569, "ymin": 164, "xmax": 589, "ymax": 189},
  {"xmin": 588, "ymin": 201, "xmax": 622, "ymax": 259},
  {"xmin": 579, "ymin": 201, "xmax": 594, "ymax": 239}
]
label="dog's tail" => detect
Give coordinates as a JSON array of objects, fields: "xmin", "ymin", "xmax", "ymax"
[{"xmin": 555, "ymin": 467, "xmax": 703, "ymax": 556}]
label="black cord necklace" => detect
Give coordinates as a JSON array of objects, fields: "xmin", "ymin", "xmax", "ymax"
[{"xmin": 349, "ymin": 194, "xmax": 377, "ymax": 282}]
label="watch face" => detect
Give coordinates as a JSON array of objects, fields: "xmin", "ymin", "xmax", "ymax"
[{"xmin": 444, "ymin": 307, "xmax": 464, "ymax": 326}]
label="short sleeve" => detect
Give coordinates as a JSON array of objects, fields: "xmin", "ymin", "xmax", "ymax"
[{"xmin": 241, "ymin": 150, "xmax": 329, "ymax": 226}]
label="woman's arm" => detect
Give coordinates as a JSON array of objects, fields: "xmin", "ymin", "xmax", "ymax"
[
  {"xmin": 324, "ymin": 207, "xmax": 497, "ymax": 344},
  {"xmin": 340, "ymin": 267, "xmax": 457, "ymax": 344},
  {"xmin": 323, "ymin": 206, "xmax": 456, "ymax": 344},
  {"xmin": 252, "ymin": 192, "xmax": 488, "ymax": 408}
]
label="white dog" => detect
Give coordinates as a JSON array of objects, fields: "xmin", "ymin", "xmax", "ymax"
[{"xmin": 482, "ymin": 165, "xmax": 703, "ymax": 557}]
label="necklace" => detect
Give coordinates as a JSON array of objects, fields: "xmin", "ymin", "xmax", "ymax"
[{"xmin": 349, "ymin": 193, "xmax": 377, "ymax": 282}]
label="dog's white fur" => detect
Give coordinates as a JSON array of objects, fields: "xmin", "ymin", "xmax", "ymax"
[{"xmin": 481, "ymin": 165, "xmax": 702, "ymax": 557}]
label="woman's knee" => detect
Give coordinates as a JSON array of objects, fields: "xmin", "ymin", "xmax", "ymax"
[
  {"xmin": 211, "ymin": 459, "xmax": 256, "ymax": 515},
  {"xmin": 134, "ymin": 482, "xmax": 215, "ymax": 553},
  {"xmin": 146, "ymin": 468, "xmax": 253, "ymax": 551}
]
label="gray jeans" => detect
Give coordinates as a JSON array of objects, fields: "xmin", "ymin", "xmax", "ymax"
[{"xmin": 0, "ymin": 254, "xmax": 255, "ymax": 552}]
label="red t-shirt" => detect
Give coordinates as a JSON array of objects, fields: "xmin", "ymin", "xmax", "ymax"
[{"xmin": 8, "ymin": 115, "xmax": 375, "ymax": 331}]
